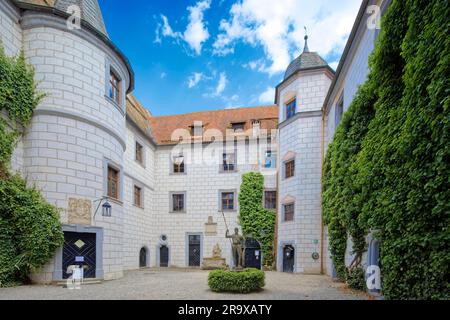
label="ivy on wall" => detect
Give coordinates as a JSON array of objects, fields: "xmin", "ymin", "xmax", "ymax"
[
  {"xmin": 323, "ymin": 0, "xmax": 449, "ymax": 299},
  {"xmin": 0, "ymin": 45, "xmax": 63, "ymax": 287},
  {"xmin": 238, "ymin": 172, "xmax": 276, "ymax": 267}
]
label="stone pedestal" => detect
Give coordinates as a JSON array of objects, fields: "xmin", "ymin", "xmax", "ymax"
[
  {"xmin": 202, "ymin": 257, "xmax": 227, "ymax": 270},
  {"xmin": 202, "ymin": 243, "xmax": 227, "ymax": 270}
]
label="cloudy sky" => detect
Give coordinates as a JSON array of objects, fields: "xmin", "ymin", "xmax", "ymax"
[{"xmin": 100, "ymin": 0, "xmax": 361, "ymax": 116}]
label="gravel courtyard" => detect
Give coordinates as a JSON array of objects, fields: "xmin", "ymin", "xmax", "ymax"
[{"xmin": 0, "ymin": 269, "xmax": 367, "ymax": 300}]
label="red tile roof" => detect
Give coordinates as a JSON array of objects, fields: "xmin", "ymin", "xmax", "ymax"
[{"xmin": 148, "ymin": 105, "xmax": 279, "ymax": 145}]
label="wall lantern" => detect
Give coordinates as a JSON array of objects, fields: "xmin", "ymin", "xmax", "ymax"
[
  {"xmin": 102, "ymin": 201, "xmax": 112, "ymax": 217},
  {"xmin": 94, "ymin": 197, "xmax": 112, "ymax": 218}
]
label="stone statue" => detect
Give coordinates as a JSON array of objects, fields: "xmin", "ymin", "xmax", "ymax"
[
  {"xmin": 226, "ymin": 227, "xmax": 245, "ymax": 269},
  {"xmin": 212, "ymin": 243, "xmax": 222, "ymax": 259}
]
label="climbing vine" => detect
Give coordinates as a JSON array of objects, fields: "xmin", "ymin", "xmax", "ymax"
[
  {"xmin": 323, "ymin": 0, "xmax": 449, "ymax": 299},
  {"xmin": 238, "ymin": 172, "xmax": 276, "ymax": 267},
  {"xmin": 0, "ymin": 45, "xmax": 63, "ymax": 287}
]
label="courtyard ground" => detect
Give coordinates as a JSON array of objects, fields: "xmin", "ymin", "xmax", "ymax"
[{"xmin": 0, "ymin": 268, "xmax": 367, "ymax": 300}]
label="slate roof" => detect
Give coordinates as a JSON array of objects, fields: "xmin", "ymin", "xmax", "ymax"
[
  {"xmin": 148, "ymin": 105, "xmax": 279, "ymax": 145},
  {"xmin": 15, "ymin": 0, "xmax": 108, "ymax": 36},
  {"xmin": 284, "ymin": 51, "xmax": 329, "ymax": 79}
]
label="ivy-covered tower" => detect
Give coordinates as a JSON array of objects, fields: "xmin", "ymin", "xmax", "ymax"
[{"xmin": 275, "ymin": 35, "xmax": 334, "ymax": 274}]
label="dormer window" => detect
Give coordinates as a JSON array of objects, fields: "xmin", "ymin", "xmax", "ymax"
[
  {"xmin": 231, "ymin": 122, "xmax": 245, "ymax": 132},
  {"xmin": 286, "ymin": 99, "xmax": 296, "ymax": 120},
  {"xmin": 109, "ymin": 70, "xmax": 121, "ymax": 105},
  {"xmin": 189, "ymin": 122, "xmax": 204, "ymax": 137}
]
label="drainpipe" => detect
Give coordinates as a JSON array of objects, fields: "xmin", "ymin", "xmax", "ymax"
[{"xmin": 320, "ymin": 111, "xmax": 325, "ymax": 275}]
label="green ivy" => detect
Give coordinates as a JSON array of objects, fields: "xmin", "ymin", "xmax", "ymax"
[
  {"xmin": 238, "ymin": 172, "xmax": 276, "ymax": 267},
  {"xmin": 0, "ymin": 44, "xmax": 63, "ymax": 287},
  {"xmin": 323, "ymin": 0, "xmax": 449, "ymax": 299}
]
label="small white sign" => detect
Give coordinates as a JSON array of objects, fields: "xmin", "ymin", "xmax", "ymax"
[{"xmin": 75, "ymin": 256, "xmax": 84, "ymax": 262}]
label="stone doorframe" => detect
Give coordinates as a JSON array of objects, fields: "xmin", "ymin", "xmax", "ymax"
[
  {"xmin": 185, "ymin": 232, "xmax": 204, "ymax": 268},
  {"xmin": 277, "ymin": 240, "xmax": 297, "ymax": 273},
  {"xmin": 53, "ymin": 224, "xmax": 104, "ymax": 281},
  {"xmin": 156, "ymin": 243, "xmax": 171, "ymax": 267}
]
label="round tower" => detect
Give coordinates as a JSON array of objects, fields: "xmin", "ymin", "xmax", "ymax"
[
  {"xmin": 275, "ymin": 34, "xmax": 334, "ymax": 274},
  {"xmin": 15, "ymin": 0, "xmax": 134, "ymax": 282}
]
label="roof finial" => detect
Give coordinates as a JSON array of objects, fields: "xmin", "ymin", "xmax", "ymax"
[{"xmin": 303, "ymin": 26, "xmax": 310, "ymax": 53}]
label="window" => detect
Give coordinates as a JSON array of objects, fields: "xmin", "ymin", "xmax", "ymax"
[
  {"xmin": 264, "ymin": 191, "xmax": 277, "ymax": 210},
  {"xmin": 134, "ymin": 185, "xmax": 142, "ymax": 208},
  {"xmin": 173, "ymin": 154, "xmax": 185, "ymax": 174},
  {"xmin": 335, "ymin": 96, "xmax": 344, "ymax": 126},
  {"xmin": 135, "ymin": 141, "xmax": 144, "ymax": 165},
  {"xmin": 171, "ymin": 193, "xmax": 185, "ymax": 212},
  {"xmin": 284, "ymin": 159, "xmax": 295, "ymax": 179},
  {"xmin": 221, "ymin": 192, "xmax": 235, "ymax": 211},
  {"xmin": 109, "ymin": 71, "xmax": 121, "ymax": 105},
  {"xmin": 222, "ymin": 152, "xmax": 236, "ymax": 172},
  {"xmin": 189, "ymin": 123, "xmax": 204, "ymax": 137},
  {"xmin": 264, "ymin": 150, "xmax": 277, "ymax": 169},
  {"xmin": 107, "ymin": 166, "xmax": 119, "ymax": 199},
  {"xmin": 286, "ymin": 99, "xmax": 296, "ymax": 120},
  {"xmin": 231, "ymin": 122, "xmax": 245, "ymax": 132},
  {"xmin": 284, "ymin": 203, "xmax": 294, "ymax": 221}
]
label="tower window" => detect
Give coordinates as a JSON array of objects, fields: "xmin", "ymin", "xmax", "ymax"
[
  {"xmin": 286, "ymin": 99, "xmax": 297, "ymax": 120},
  {"xmin": 109, "ymin": 71, "xmax": 121, "ymax": 105}
]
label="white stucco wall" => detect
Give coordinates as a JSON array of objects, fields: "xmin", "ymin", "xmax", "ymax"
[
  {"xmin": 122, "ymin": 122, "xmax": 156, "ymax": 270},
  {"xmin": 152, "ymin": 141, "xmax": 277, "ymax": 268}
]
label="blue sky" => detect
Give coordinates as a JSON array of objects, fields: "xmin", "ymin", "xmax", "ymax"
[{"xmin": 99, "ymin": 0, "xmax": 361, "ymax": 116}]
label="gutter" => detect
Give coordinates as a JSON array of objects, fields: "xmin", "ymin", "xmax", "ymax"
[
  {"xmin": 12, "ymin": 0, "xmax": 135, "ymax": 93},
  {"xmin": 321, "ymin": 0, "xmax": 370, "ymax": 114}
]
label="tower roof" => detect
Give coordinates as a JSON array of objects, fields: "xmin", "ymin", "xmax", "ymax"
[
  {"xmin": 15, "ymin": 0, "xmax": 108, "ymax": 36},
  {"xmin": 283, "ymin": 35, "xmax": 329, "ymax": 80}
]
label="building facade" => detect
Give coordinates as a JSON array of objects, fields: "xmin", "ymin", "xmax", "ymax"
[{"xmin": 0, "ymin": 0, "xmax": 390, "ymax": 283}]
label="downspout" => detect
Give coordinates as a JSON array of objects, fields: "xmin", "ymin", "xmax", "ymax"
[{"xmin": 320, "ymin": 111, "xmax": 325, "ymax": 274}]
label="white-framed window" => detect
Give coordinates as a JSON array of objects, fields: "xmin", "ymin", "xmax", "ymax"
[
  {"xmin": 221, "ymin": 152, "xmax": 237, "ymax": 172},
  {"xmin": 219, "ymin": 190, "xmax": 237, "ymax": 211},
  {"xmin": 104, "ymin": 159, "xmax": 123, "ymax": 202},
  {"xmin": 134, "ymin": 185, "xmax": 143, "ymax": 208},
  {"xmin": 284, "ymin": 159, "xmax": 295, "ymax": 179},
  {"xmin": 170, "ymin": 192, "xmax": 186, "ymax": 213},
  {"xmin": 264, "ymin": 150, "xmax": 277, "ymax": 169},
  {"xmin": 264, "ymin": 190, "xmax": 277, "ymax": 210},
  {"xmin": 171, "ymin": 154, "xmax": 185, "ymax": 174},
  {"xmin": 286, "ymin": 98, "xmax": 297, "ymax": 120},
  {"xmin": 135, "ymin": 140, "xmax": 145, "ymax": 166},
  {"xmin": 283, "ymin": 203, "xmax": 295, "ymax": 222}
]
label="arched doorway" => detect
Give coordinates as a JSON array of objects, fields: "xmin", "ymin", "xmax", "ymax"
[
  {"xmin": 244, "ymin": 238, "xmax": 262, "ymax": 269},
  {"xmin": 283, "ymin": 245, "xmax": 295, "ymax": 273},
  {"xmin": 159, "ymin": 245, "xmax": 169, "ymax": 267},
  {"xmin": 139, "ymin": 247, "xmax": 148, "ymax": 268}
]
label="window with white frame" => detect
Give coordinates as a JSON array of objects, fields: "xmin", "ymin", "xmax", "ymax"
[
  {"xmin": 283, "ymin": 203, "xmax": 295, "ymax": 222},
  {"xmin": 220, "ymin": 191, "xmax": 236, "ymax": 211},
  {"xmin": 172, "ymin": 154, "xmax": 185, "ymax": 174},
  {"xmin": 221, "ymin": 152, "xmax": 236, "ymax": 172},
  {"xmin": 170, "ymin": 192, "xmax": 186, "ymax": 213}
]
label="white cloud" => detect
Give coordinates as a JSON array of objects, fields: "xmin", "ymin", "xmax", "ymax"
[
  {"xmin": 156, "ymin": 1, "xmax": 211, "ymax": 55},
  {"xmin": 183, "ymin": 0, "xmax": 211, "ymax": 55},
  {"xmin": 258, "ymin": 86, "xmax": 275, "ymax": 104},
  {"xmin": 329, "ymin": 61, "xmax": 339, "ymax": 71},
  {"xmin": 213, "ymin": 0, "xmax": 360, "ymax": 75},
  {"xmin": 215, "ymin": 72, "xmax": 227, "ymax": 96},
  {"xmin": 188, "ymin": 72, "xmax": 204, "ymax": 88},
  {"xmin": 160, "ymin": 72, "xmax": 167, "ymax": 79}
]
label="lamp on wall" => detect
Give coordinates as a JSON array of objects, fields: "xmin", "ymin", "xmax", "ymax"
[
  {"xmin": 102, "ymin": 201, "xmax": 112, "ymax": 217},
  {"xmin": 93, "ymin": 197, "xmax": 112, "ymax": 218}
]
